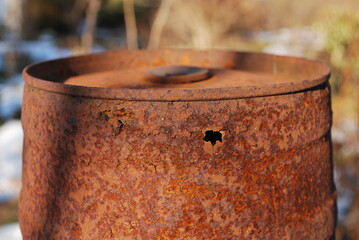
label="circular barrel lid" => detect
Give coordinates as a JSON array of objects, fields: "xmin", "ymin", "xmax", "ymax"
[{"xmin": 23, "ymin": 50, "xmax": 330, "ymax": 101}]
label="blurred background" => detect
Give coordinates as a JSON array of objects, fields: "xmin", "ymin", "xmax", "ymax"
[{"xmin": 0, "ymin": 0, "xmax": 358, "ymax": 239}]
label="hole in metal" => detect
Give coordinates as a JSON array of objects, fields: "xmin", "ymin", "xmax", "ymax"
[{"xmin": 203, "ymin": 130, "xmax": 222, "ymax": 146}]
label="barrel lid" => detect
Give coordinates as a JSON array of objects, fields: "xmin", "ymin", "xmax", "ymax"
[{"xmin": 23, "ymin": 50, "xmax": 330, "ymax": 101}]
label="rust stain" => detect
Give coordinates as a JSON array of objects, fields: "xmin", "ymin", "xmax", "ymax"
[{"xmin": 20, "ymin": 50, "xmax": 335, "ymax": 239}]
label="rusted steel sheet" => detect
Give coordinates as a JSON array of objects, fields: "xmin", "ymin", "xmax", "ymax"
[{"xmin": 20, "ymin": 50, "xmax": 335, "ymax": 239}]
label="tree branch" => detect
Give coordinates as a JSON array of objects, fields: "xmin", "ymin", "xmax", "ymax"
[
  {"xmin": 81, "ymin": 0, "xmax": 101, "ymax": 53},
  {"xmin": 147, "ymin": 0, "xmax": 174, "ymax": 49},
  {"xmin": 123, "ymin": 0, "xmax": 139, "ymax": 50}
]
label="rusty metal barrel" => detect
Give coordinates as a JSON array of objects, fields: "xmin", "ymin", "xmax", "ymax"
[{"xmin": 20, "ymin": 50, "xmax": 335, "ymax": 239}]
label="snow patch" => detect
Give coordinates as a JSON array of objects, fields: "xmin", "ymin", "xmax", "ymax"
[
  {"xmin": 259, "ymin": 27, "xmax": 325, "ymax": 57},
  {"xmin": 0, "ymin": 120, "xmax": 22, "ymax": 200},
  {"xmin": 0, "ymin": 222, "xmax": 22, "ymax": 240},
  {"xmin": 0, "ymin": 77, "xmax": 23, "ymax": 119}
]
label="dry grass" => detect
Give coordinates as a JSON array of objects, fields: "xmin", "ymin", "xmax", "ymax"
[
  {"xmin": 157, "ymin": 0, "xmax": 266, "ymax": 49},
  {"xmin": 0, "ymin": 199, "xmax": 18, "ymax": 225}
]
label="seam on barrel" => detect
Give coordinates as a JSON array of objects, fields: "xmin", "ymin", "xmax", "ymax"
[{"xmin": 25, "ymin": 82, "xmax": 329, "ymax": 103}]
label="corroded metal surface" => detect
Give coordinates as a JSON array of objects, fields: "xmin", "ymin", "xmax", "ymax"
[
  {"xmin": 23, "ymin": 50, "xmax": 330, "ymax": 100},
  {"xmin": 20, "ymin": 50, "xmax": 335, "ymax": 239}
]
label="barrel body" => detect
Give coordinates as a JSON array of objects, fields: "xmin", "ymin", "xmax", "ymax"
[{"xmin": 20, "ymin": 81, "xmax": 334, "ymax": 239}]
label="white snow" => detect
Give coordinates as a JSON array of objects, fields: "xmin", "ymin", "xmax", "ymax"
[
  {"xmin": 335, "ymin": 168, "xmax": 355, "ymax": 222},
  {"xmin": 17, "ymin": 34, "xmax": 72, "ymax": 62},
  {"xmin": 0, "ymin": 120, "xmax": 22, "ymax": 201},
  {"xmin": 0, "ymin": 33, "xmax": 104, "ymax": 72},
  {"xmin": 332, "ymin": 119, "xmax": 359, "ymax": 158},
  {"xmin": 16, "ymin": 33, "xmax": 104, "ymax": 63},
  {"xmin": 260, "ymin": 27, "xmax": 325, "ymax": 57},
  {"xmin": 0, "ymin": 222, "xmax": 22, "ymax": 240},
  {"xmin": 0, "ymin": 76, "xmax": 23, "ymax": 119}
]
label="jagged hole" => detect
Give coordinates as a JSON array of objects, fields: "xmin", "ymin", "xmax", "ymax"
[{"xmin": 203, "ymin": 130, "xmax": 222, "ymax": 146}]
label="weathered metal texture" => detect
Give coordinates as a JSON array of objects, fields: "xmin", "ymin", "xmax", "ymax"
[{"xmin": 20, "ymin": 50, "xmax": 335, "ymax": 239}]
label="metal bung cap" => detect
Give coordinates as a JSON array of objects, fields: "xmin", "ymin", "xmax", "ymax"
[
  {"xmin": 146, "ymin": 65, "xmax": 210, "ymax": 84},
  {"xmin": 23, "ymin": 50, "xmax": 330, "ymax": 101}
]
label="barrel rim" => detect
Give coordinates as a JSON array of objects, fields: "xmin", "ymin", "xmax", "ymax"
[{"xmin": 22, "ymin": 49, "xmax": 330, "ymax": 101}]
